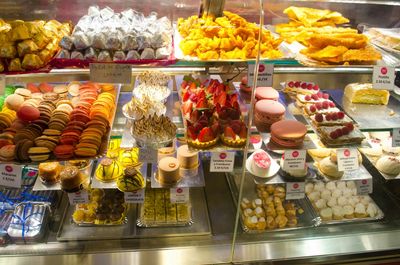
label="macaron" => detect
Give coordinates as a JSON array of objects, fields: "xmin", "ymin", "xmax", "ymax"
[
  {"xmin": 5, "ymin": 94, "xmax": 24, "ymax": 111},
  {"xmin": 17, "ymin": 105, "xmax": 40, "ymax": 122},
  {"xmin": 38, "ymin": 82, "xmax": 53, "ymax": 93},
  {"xmin": 34, "ymin": 135, "xmax": 59, "ymax": 151},
  {"xmin": 15, "ymin": 139, "xmax": 34, "ymax": 162},
  {"xmin": 0, "ymin": 145, "xmax": 15, "ymax": 161},
  {"xmin": 270, "ymin": 120, "xmax": 307, "ymax": 148},
  {"xmin": 15, "ymin": 88, "xmax": 31, "ymax": 100},
  {"xmin": 254, "ymin": 100, "xmax": 286, "ymax": 132},
  {"xmin": 28, "ymin": 146, "xmax": 51, "ymax": 162},
  {"xmin": 27, "ymin": 83, "xmax": 40, "ymax": 93},
  {"xmin": 74, "ymin": 142, "xmax": 99, "ymax": 157},
  {"xmin": 255, "ymin": 87, "xmax": 279, "ymax": 101},
  {"xmin": 43, "ymin": 92, "xmax": 59, "ymax": 101},
  {"xmin": 53, "ymin": 85, "xmax": 68, "ymax": 97},
  {"xmin": 54, "ymin": 144, "xmax": 74, "ymax": 159}
]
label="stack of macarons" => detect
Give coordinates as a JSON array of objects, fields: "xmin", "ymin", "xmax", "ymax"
[
  {"xmin": 255, "ymin": 87, "xmax": 279, "ymax": 101},
  {"xmin": 254, "ymin": 99, "xmax": 286, "ymax": 132},
  {"xmin": 270, "ymin": 120, "xmax": 307, "ymax": 148}
]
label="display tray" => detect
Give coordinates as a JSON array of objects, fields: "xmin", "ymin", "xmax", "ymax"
[
  {"xmin": 359, "ymin": 148, "xmax": 400, "ymax": 180},
  {"xmin": 0, "ymin": 83, "xmax": 120, "ymax": 164},
  {"xmin": 328, "ymin": 89, "xmax": 400, "ymax": 131},
  {"xmin": 150, "ymin": 160, "xmax": 205, "ymax": 188},
  {"xmin": 306, "ymin": 196, "xmax": 384, "ymax": 225},
  {"xmin": 91, "ymin": 163, "xmax": 148, "ymax": 189},
  {"xmin": 71, "ymin": 204, "xmax": 129, "ymax": 227}
]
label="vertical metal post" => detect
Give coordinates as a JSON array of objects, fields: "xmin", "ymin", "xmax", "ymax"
[{"xmin": 199, "ymin": 0, "xmax": 226, "ymax": 17}]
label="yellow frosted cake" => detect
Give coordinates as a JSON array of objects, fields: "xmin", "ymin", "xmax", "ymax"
[{"xmin": 344, "ymin": 83, "xmax": 390, "ymax": 105}]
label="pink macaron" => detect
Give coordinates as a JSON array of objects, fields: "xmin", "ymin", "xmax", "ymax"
[
  {"xmin": 254, "ymin": 99, "xmax": 286, "ymax": 132},
  {"xmin": 255, "ymin": 87, "xmax": 279, "ymax": 101}
]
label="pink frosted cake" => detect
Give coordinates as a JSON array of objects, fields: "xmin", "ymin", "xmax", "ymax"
[{"xmin": 251, "ymin": 150, "xmax": 271, "ymax": 176}]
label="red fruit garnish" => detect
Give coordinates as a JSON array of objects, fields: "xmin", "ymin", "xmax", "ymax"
[
  {"xmin": 325, "ymin": 113, "xmax": 332, "ymax": 121},
  {"xmin": 341, "ymin": 127, "xmax": 350, "ymax": 135},
  {"xmin": 181, "ymin": 101, "xmax": 193, "ymax": 115},
  {"xmin": 307, "ymin": 83, "xmax": 313, "ymax": 90},
  {"xmin": 224, "ymin": 126, "xmax": 236, "ymax": 139},
  {"xmin": 187, "ymin": 126, "xmax": 197, "ymax": 140},
  {"xmin": 301, "ymin": 83, "xmax": 307, "ymax": 89},
  {"xmin": 331, "ymin": 112, "xmax": 338, "ymax": 120},
  {"xmin": 230, "ymin": 121, "xmax": 242, "ymax": 134},
  {"xmin": 309, "ymin": 105, "xmax": 317, "ymax": 113},
  {"xmin": 335, "ymin": 128, "xmax": 343, "ymax": 137},
  {"xmin": 288, "ymin": 81, "xmax": 294, "ymax": 88},
  {"xmin": 329, "ymin": 102, "xmax": 335, "ymax": 108},
  {"xmin": 315, "ymin": 113, "xmax": 324, "ymax": 122},
  {"xmin": 322, "ymin": 93, "xmax": 330, "ymax": 99},
  {"xmin": 239, "ymin": 125, "xmax": 247, "ymax": 138},
  {"xmin": 294, "ymin": 81, "xmax": 301, "ymax": 88},
  {"xmin": 311, "ymin": 94, "xmax": 319, "ymax": 100},
  {"xmin": 183, "ymin": 91, "xmax": 190, "ymax": 102},
  {"xmin": 346, "ymin": 123, "xmax": 354, "ymax": 131},
  {"xmin": 337, "ymin": 111, "xmax": 345, "ymax": 119},
  {"xmin": 317, "ymin": 92, "xmax": 323, "ymax": 98},
  {"xmin": 313, "ymin": 85, "xmax": 319, "ymax": 90},
  {"xmin": 330, "ymin": 131, "xmax": 338, "ymax": 139},
  {"xmin": 305, "ymin": 95, "xmax": 312, "ymax": 101},
  {"xmin": 322, "ymin": 101, "xmax": 329, "ymax": 109},
  {"xmin": 211, "ymin": 122, "xmax": 220, "ymax": 135},
  {"xmin": 181, "ymin": 80, "xmax": 188, "ymax": 89},
  {"xmin": 315, "ymin": 102, "xmax": 322, "ymax": 110},
  {"xmin": 198, "ymin": 127, "xmax": 215, "ymax": 142},
  {"xmin": 189, "ymin": 93, "xmax": 198, "ymax": 103},
  {"xmin": 196, "ymin": 98, "xmax": 207, "ymax": 109},
  {"xmin": 241, "ymin": 76, "xmax": 248, "ymax": 85}
]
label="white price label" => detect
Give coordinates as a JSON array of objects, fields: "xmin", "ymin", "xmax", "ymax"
[
  {"xmin": 372, "ymin": 65, "xmax": 395, "ymax": 90},
  {"xmin": 68, "ymin": 190, "xmax": 89, "ymax": 205},
  {"xmin": 90, "ymin": 63, "xmax": 132, "ymax": 84},
  {"xmin": 170, "ymin": 187, "xmax": 189, "ymax": 203},
  {"xmin": 247, "ymin": 63, "xmax": 273, "ymax": 87},
  {"xmin": 124, "ymin": 189, "xmax": 145, "ymax": 203},
  {"xmin": 0, "ymin": 75, "xmax": 5, "ymax": 95},
  {"xmin": 337, "ymin": 148, "xmax": 359, "ymax": 171},
  {"xmin": 139, "ymin": 148, "xmax": 157, "ymax": 163},
  {"xmin": 210, "ymin": 152, "xmax": 235, "ymax": 172},
  {"xmin": 0, "ymin": 164, "xmax": 22, "ymax": 188},
  {"xmin": 392, "ymin": 128, "xmax": 400, "ymax": 147},
  {"xmin": 286, "ymin": 182, "xmax": 305, "ymax": 200},
  {"xmin": 282, "ymin": 150, "xmax": 306, "ymax": 171},
  {"xmin": 356, "ymin": 179, "xmax": 373, "ymax": 195}
]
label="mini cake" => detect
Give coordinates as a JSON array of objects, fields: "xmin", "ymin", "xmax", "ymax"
[
  {"xmin": 317, "ymin": 123, "xmax": 365, "ymax": 146},
  {"xmin": 158, "ymin": 146, "xmax": 176, "ymax": 161},
  {"xmin": 116, "ymin": 166, "xmax": 145, "ymax": 192},
  {"xmin": 376, "ymin": 156, "xmax": 400, "ymax": 175},
  {"xmin": 250, "ymin": 150, "xmax": 271, "ymax": 176},
  {"xmin": 60, "ymin": 166, "xmax": 85, "ymax": 192},
  {"xmin": 177, "ymin": 145, "xmax": 198, "ymax": 169},
  {"xmin": 255, "ymin": 87, "xmax": 279, "ymax": 101},
  {"xmin": 95, "ymin": 158, "xmax": 124, "ymax": 182},
  {"xmin": 280, "ymin": 156, "xmax": 308, "ymax": 181},
  {"xmin": 118, "ymin": 149, "xmax": 139, "ymax": 167},
  {"xmin": 317, "ymin": 156, "xmax": 344, "ymax": 179},
  {"xmin": 221, "ymin": 120, "xmax": 247, "ymax": 147},
  {"xmin": 270, "ymin": 120, "xmax": 307, "ymax": 148},
  {"xmin": 344, "ymin": 83, "xmax": 390, "ymax": 105},
  {"xmin": 254, "ymin": 99, "xmax": 286, "ymax": 132},
  {"xmin": 38, "ymin": 162, "xmax": 61, "ymax": 184},
  {"xmin": 157, "ymin": 157, "xmax": 181, "ymax": 186}
]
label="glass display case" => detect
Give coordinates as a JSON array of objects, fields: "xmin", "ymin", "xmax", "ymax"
[{"xmin": 0, "ymin": 1, "xmax": 400, "ymax": 264}]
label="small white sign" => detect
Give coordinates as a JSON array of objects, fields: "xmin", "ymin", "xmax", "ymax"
[
  {"xmin": 282, "ymin": 150, "xmax": 306, "ymax": 171},
  {"xmin": 392, "ymin": 128, "xmax": 400, "ymax": 147},
  {"xmin": 0, "ymin": 75, "xmax": 5, "ymax": 95},
  {"xmin": 286, "ymin": 182, "xmax": 305, "ymax": 200},
  {"xmin": 68, "ymin": 190, "xmax": 89, "ymax": 205},
  {"xmin": 90, "ymin": 63, "xmax": 132, "ymax": 84},
  {"xmin": 0, "ymin": 164, "xmax": 22, "ymax": 188},
  {"xmin": 337, "ymin": 148, "xmax": 359, "ymax": 171},
  {"xmin": 210, "ymin": 151, "xmax": 235, "ymax": 172},
  {"xmin": 124, "ymin": 189, "xmax": 145, "ymax": 203},
  {"xmin": 170, "ymin": 187, "xmax": 189, "ymax": 203},
  {"xmin": 356, "ymin": 179, "xmax": 373, "ymax": 195},
  {"xmin": 139, "ymin": 148, "xmax": 157, "ymax": 163},
  {"xmin": 372, "ymin": 65, "xmax": 395, "ymax": 90},
  {"xmin": 247, "ymin": 63, "xmax": 273, "ymax": 87}
]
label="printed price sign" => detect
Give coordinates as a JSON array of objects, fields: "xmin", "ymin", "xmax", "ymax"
[
  {"xmin": 372, "ymin": 65, "xmax": 395, "ymax": 90},
  {"xmin": 286, "ymin": 182, "xmax": 305, "ymax": 200},
  {"xmin": 0, "ymin": 164, "xmax": 22, "ymax": 188},
  {"xmin": 170, "ymin": 187, "xmax": 189, "ymax": 203},
  {"xmin": 247, "ymin": 62, "xmax": 273, "ymax": 87},
  {"xmin": 392, "ymin": 128, "xmax": 400, "ymax": 147},
  {"xmin": 90, "ymin": 63, "xmax": 132, "ymax": 84},
  {"xmin": 282, "ymin": 150, "xmax": 306, "ymax": 171},
  {"xmin": 210, "ymin": 152, "xmax": 235, "ymax": 172},
  {"xmin": 124, "ymin": 189, "xmax": 145, "ymax": 203},
  {"xmin": 68, "ymin": 190, "xmax": 89, "ymax": 205},
  {"xmin": 337, "ymin": 148, "xmax": 359, "ymax": 171},
  {"xmin": 139, "ymin": 148, "xmax": 157, "ymax": 163},
  {"xmin": 0, "ymin": 75, "xmax": 5, "ymax": 95},
  {"xmin": 356, "ymin": 179, "xmax": 373, "ymax": 195}
]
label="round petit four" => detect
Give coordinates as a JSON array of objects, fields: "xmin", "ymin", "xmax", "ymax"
[
  {"xmin": 38, "ymin": 162, "xmax": 61, "ymax": 184},
  {"xmin": 376, "ymin": 156, "xmax": 400, "ymax": 175},
  {"xmin": 255, "ymin": 87, "xmax": 279, "ymax": 101},
  {"xmin": 116, "ymin": 166, "xmax": 145, "ymax": 192},
  {"xmin": 157, "ymin": 157, "xmax": 181, "ymax": 186},
  {"xmin": 95, "ymin": 158, "xmax": 124, "ymax": 182},
  {"xmin": 250, "ymin": 150, "xmax": 271, "ymax": 176},
  {"xmin": 60, "ymin": 166, "xmax": 85, "ymax": 192},
  {"xmin": 118, "ymin": 149, "xmax": 139, "ymax": 167},
  {"xmin": 270, "ymin": 120, "xmax": 307, "ymax": 148},
  {"xmin": 318, "ymin": 156, "xmax": 344, "ymax": 179},
  {"xmin": 254, "ymin": 100, "xmax": 285, "ymax": 132},
  {"xmin": 177, "ymin": 145, "xmax": 198, "ymax": 169}
]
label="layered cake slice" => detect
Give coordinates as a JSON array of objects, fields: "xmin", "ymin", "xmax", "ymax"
[
  {"xmin": 311, "ymin": 111, "xmax": 353, "ymax": 127},
  {"xmin": 317, "ymin": 123, "xmax": 365, "ymax": 146},
  {"xmin": 344, "ymin": 83, "xmax": 390, "ymax": 105},
  {"xmin": 284, "ymin": 81, "xmax": 320, "ymax": 95},
  {"xmin": 296, "ymin": 91, "xmax": 331, "ymax": 107},
  {"xmin": 304, "ymin": 100, "xmax": 340, "ymax": 116}
]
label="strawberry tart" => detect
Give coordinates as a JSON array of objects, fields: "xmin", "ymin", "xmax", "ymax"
[{"xmin": 221, "ymin": 120, "xmax": 247, "ymax": 147}]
